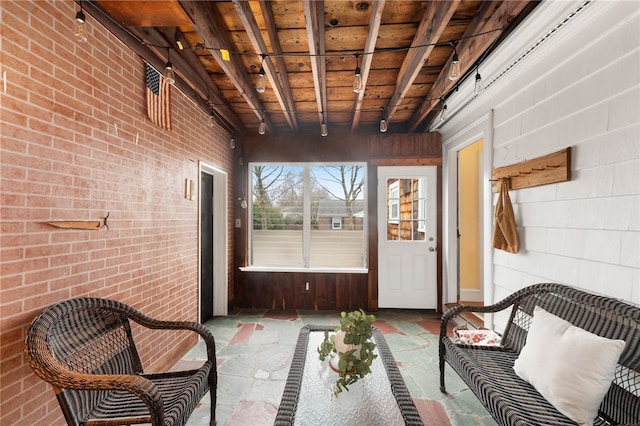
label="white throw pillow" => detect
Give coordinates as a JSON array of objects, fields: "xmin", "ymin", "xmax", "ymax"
[{"xmin": 513, "ymin": 306, "xmax": 626, "ymax": 426}]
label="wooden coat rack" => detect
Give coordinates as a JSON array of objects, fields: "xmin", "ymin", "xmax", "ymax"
[{"xmin": 491, "ymin": 148, "xmax": 571, "ymax": 192}]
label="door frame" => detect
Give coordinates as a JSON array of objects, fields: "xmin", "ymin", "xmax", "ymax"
[
  {"xmin": 199, "ymin": 162, "xmax": 228, "ymax": 317},
  {"xmin": 442, "ymin": 111, "xmax": 494, "ymax": 325}
]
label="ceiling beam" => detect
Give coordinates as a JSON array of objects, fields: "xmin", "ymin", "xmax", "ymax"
[
  {"xmin": 409, "ymin": 0, "xmax": 531, "ymax": 132},
  {"xmin": 130, "ymin": 26, "xmax": 245, "ymax": 132},
  {"xmin": 302, "ymin": 0, "xmax": 327, "ymax": 126},
  {"xmin": 233, "ymin": 0, "xmax": 298, "ymax": 130},
  {"xmin": 81, "ymin": 0, "xmax": 241, "ymax": 134},
  {"xmin": 351, "ymin": 0, "xmax": 386, "ymax": 131},
  {"xmin": 178, "ymin": 0, "xmax": 273, "ymax": 131},
  {"xmin": 385, "ymin": 0, "xmax": 460, "ymax": 123}
]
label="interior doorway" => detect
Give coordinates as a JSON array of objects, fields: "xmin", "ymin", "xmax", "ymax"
[
  {"xmin": 458, "ymin": 140, "xmax": 484, "ymax": 304},
  {"xmin": 199, "ymin": 163, "xmax": 228, "ymax": 322},
  {"xmin": 442, "ymin": 111, "xmax": 494, "ymax": 328}
]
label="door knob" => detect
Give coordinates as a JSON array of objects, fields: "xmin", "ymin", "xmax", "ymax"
[{"xmin": 429, "ymin": 247, "xmax": 435, "ymax": 252}]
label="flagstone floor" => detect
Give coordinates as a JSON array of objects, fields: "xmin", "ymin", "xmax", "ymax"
[{"xmin": 178, "ymin": 309, "xmax": 497, "ymax": 426}]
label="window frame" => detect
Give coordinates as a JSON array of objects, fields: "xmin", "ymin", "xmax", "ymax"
[{"xmin": 243, "ymin": 162, "xmax": 368, "ymax": 273}]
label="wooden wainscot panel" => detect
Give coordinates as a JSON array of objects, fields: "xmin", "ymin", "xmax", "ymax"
[
  {"xmin": 234, "ymin": 270, "xmax": 368, "ymax": 311},
  {"xmin": 368, "ymin": 133, "xmax": 442, "ymax": 166}
]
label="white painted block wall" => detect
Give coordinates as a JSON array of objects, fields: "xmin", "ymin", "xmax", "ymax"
[{"xmin": 443, "ymin": 1, "xmax": 640, "ymax": 309}]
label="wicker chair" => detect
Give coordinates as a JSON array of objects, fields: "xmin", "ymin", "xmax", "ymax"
[
  {"xmin": 439, "ymin": 283, "xmax": 640, "ymax": 426},
  {"xmin": 24, "ymin": 297, "xmax": 217, "ymax": 426}
]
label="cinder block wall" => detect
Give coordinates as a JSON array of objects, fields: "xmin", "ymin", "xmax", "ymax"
[
  {"xmin": 0, "ymin": 2, "xmax": 234, "ymax": 424},
  {"xmin": 489, "ymin": 2, "xmax": 639, "ymax": 303}
]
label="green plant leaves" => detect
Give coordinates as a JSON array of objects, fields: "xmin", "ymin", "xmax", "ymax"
[{"xmin": 317, "ymin": 309, "xmax": 377, "ymax": 397}]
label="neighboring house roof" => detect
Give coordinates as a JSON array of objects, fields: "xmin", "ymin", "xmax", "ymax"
[{"xmin": 316, "ymin": 199, "xmax": 364, "ymax": 217}]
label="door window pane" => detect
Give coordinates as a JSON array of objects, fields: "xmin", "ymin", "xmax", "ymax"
[{"xmin": 386, "ymin": 177, "xmax": 427, "ymax": 241}]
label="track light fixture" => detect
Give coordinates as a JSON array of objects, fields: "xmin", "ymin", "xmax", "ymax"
[
  {"xmin": 353, "ymin": 53, "xmax": 362, "ymax": 93},
  {"xmin": 320, "ymin": 112, "xmax": 328, "ymax": 137},
  {"xmin": 448, "ymin": 42, "xmax": 461, "ymax": 81},
  {"xmin": 164, "ymin": 50, "xmax": 175, "ymax": 85},
  {"xmin": 379, "ymin": 107, "xmax": 387, "ymax": 133},
  {"xmin": 73, "ymin": 2, "xmax": 87, "ymax": 43},
  {"xmin": 255, "ymin": 54, "xmax": 267, "ymax": 93}
]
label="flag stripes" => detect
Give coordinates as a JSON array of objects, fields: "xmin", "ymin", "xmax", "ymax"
[{"xmin": 145, "ymin": 64, "xmax": 171, "ymax": 130}]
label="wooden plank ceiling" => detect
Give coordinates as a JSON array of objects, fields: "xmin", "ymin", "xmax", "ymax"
[{"xmin": 86, "ymin": 0, "xmax": 538, "ymax": 136}]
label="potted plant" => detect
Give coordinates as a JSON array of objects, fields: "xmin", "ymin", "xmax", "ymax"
[{"xmin": 317, "ymin": 309, "xmax": 377, "ymax": 396}]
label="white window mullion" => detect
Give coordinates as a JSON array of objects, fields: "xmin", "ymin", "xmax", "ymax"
[{"xmin": 302, "ymin": 165, "xmax": 311, "ymax": 267}]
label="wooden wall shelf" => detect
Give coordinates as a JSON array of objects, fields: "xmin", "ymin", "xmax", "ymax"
[{"xmin": 491, "ymin": 148, "xmax": 571, "ymax": 193}]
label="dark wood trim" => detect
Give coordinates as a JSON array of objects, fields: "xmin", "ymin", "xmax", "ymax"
[{"xmin": 233, "ymin": 131, "xmax": 443, "ymax": 311}]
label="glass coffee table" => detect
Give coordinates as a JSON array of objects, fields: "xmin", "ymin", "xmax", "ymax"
[{"xmin": 275, "ymin": 325, "xmax": 423, "ymax": 425}]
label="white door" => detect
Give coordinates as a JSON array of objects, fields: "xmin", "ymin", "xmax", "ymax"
[{"xmin": 378, "ymin": 166, "xmax": 437, "ymax": 309}]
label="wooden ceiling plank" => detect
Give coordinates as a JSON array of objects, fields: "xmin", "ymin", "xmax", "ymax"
[
  {"xmin": 178, "ymin": 0, "xmax": 272, "ymax": 129},
  {"xmin": 385, "ymin": 0, "xmax": 460, "ymax": 123},
  {"xmin": 409, "ymin": 0, "xmax": 530, "ymax": 132},
  {"xmin": 258, "ymin": 0, "xmax": 300, "ymax": 130},
  {"xmin": 351, "ymin": 0, "xmax": 386, "ymax": 131},
  {"xmin": 302, "ymin": 0, "xmax": 327, "ymax": 125},
  {"xmin": 233, "ymin": 0, "xmax": 298, "ymax": 130}
]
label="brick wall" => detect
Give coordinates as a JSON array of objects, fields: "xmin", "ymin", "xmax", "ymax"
[{"xmin": 0, "ymin": 1, "xmax": 234, "ymax": 424}]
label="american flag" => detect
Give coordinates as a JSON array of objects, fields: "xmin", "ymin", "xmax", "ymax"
[{"xmin": 145, "ymin": 64, "xmax": 171, "ymax": 130}]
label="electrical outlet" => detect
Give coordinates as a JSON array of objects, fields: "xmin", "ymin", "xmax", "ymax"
[{"xmin": 235, "ymin": 218, "xmax": 241, "ymax": 228}]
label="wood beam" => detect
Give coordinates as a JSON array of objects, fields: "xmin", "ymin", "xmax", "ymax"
[
  {"xmin": 233, "ymin": 0, "xmax": 298, "ymax": 130},
  {"xmin": 302, "ymin": 0, "xmax": 327, "ymax": 126},
  {"xmin": 178, "ymin": 0, "xmax": 273, "ymax": 130},
  {"xmin": 351, "ymin": 0, "xmax": 385, "ymax": 131},
  {"xmin": 131, "ymin": 26, "xmax": 245, "ymax": 132},
  {"xmin": 409, "ymin": 0, "xmax": 530, "ymax": 132},
  {"xmin": 385, "ymin": 0, "xmax": 460, "ymax": 123},
  {"xmin": 81, "ymin": 1, "xmax": 240, "ymax": 133}
]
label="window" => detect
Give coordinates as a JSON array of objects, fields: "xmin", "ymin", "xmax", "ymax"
[
  {"xmin": 385, "ymin": 177, "xmax": 427, "ymax": 241},
  {"xmin": 249, "ymin": 163, "xmax": 367, "ymax": 270},
  {"xmin": 332, "ymin": 217, "xmax": 343, "ymax": 229}
]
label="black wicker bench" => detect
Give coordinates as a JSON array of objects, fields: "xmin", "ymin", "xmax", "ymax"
[
  {"xmin": 439, "ymin": 283, "xmax": 640, "ymax": 426},
  {"xmin": 25, "ymin": 297, "xmax": 217, "ymax": 426}
]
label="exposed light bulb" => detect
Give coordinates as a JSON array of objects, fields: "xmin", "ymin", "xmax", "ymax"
[
  {"xmin": 320, "ymin": 121, "xmax": 328, "ymax": 137},
  {"xmin": 353, "ymin": 54, "xmax": 362, "ymax": 93},
  {"xmin": 379, "ymin": 118, "xmax": 387, "ymax": 133},
  {"xmin": 474, "ymin": 71, "xmax": 485, "ymax": 94},
  {"xmin": 255, "ymin": 67, "xmax": 266, "ymax": 93},
  {"xmin": 73, "ymin": 10, "xmax": 87, "ymax": 43},
  {"xmin": 353, "ymin": 68, "xmax": 362, "ymax": 93},
  {"xmin": 258, "ymin": 118, "xmax": 266, "ymax": 135},
  {"xmin": 448, "ymin": 52, "xmax": 460, "ymax": 81},
  {"xmin": 164, "ymin": 62, "xmax": 175, "ymax": 85},
  {"xmin": 440, "ymin": 103, "xmax": 448, "ymax": 122}
]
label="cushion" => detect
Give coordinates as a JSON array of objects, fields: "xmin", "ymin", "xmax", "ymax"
[
  {"xmin": 453, "ymin": 327, "xmax": 501, "ymax": 346},
  {"xmin": 513, "ymin": 307, "xmax": 626, "ymax": 426}
]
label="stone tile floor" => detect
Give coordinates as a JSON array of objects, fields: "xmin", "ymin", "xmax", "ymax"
[{"xmin": 179, "ymin": 309, "xmax": 497, "ymax": 426}]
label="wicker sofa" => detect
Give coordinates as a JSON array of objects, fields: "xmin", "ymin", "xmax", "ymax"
[
  {"xmin": 24, "ymin": 297, "xmax": 217, "ymax": 426},
  {"xmin": 439, "ymin": 283, "xmax": 640, "ymax": 426}
]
